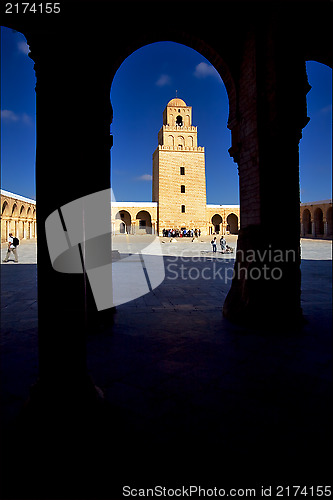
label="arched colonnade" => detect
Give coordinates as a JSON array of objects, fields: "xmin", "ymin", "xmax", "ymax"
[
  {"xmin": 0, "ymin": 190, "xmax": 37, "ymax": 243},
  {"xmin": 300, "ymin": 200, "xmax": 332, "ymax": 238}
]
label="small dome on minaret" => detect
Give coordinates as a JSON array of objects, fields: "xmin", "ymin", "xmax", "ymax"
[{"xmin": 167, "ymin": 97, "xmax": 187, "ymax": 107}]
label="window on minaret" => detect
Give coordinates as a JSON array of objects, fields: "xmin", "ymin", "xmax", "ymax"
[
  {"xmin": 180, "ymin": 167, "xmax": 185, "ymax": 175},
  {"xmin": 178, "ymin": 136, "xmax": 185, "ymax": 148},
  {"xmin": 176, "ymin": 115, "xmax": 183, "ymax": 126},
  {"xmin": 181, "ymin": 185, "xmax": 185, "ymax": 193},
  {"xmin": 181, "ymin": 205, "xmax": 185, "ymax": 213}
]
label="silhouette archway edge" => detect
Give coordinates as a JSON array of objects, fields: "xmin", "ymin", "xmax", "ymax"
[
  {"xmin": 109, "ymin": 35, "xmax": 237, "ymax": 130},
  {"xmin": 2, "ymin": 0, "xmax": 331, "ymax": 409}
]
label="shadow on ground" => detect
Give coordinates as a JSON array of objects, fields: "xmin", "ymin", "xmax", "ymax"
[{"xmin": 0, "ymin": 259, "xmax": 332, "ymax": 499}]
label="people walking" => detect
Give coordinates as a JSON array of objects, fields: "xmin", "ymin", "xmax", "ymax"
[{"xmin": 3, "ymin": 233, "xmax": 19, "ymax": 263}]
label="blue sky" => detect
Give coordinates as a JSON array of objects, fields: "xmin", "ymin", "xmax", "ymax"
[{"xmin": 1, "ymin": 26, "xmax": 332, "ymax": 204}]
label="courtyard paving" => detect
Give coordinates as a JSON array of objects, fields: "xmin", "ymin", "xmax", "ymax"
[{"xmin": 0, "ymin": 236, "xmax": 332, "ymax": 497}]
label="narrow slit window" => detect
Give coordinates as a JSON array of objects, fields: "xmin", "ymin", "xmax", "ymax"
[
  {"xmin": 181, "ymin": 205, "xmax": 185, "ymax": 213},
  {"xmin": 181, "ymin": 185, "xmax": 185, "ymax": 193},
  {"xmin": 180, "ymin": 167, "xmax": 185, "ymax": 175}
]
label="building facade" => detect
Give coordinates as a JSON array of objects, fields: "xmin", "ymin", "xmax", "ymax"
[
  {"xmin": 0, "ymin": 189, "xmax": 37, "ymax": 243},
  {"xmin": 112, "ymin": 97, "xmax": 240, "ymax": 236},
  {"xmin": 3, "ymin": 100, "xmax": 331, "ymax": 242},
  {"xmin": 300, "ymin": 200, "xmax": 332, "ymax": 238}
]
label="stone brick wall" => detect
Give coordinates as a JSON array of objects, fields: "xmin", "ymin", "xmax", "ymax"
[
  {"xmin": 153, "ymin": 98, "xmax": 208, "ymax": 235},
  {"xmin": 153, "ymin": 147, "xmax": 207, "ymax": 234}
]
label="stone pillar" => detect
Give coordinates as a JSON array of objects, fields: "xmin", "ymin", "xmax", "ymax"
[
  {"xmin": 27, "ymin": 32, "xmax": 113, "ymax": 408},
  {"xmin": 324, "ymin": 221, "xmax": 328, "ymax": 237},
  {"xmin": 224, "ymin": 22, "xmax": 310, "ymax": 326},
  {"xmin": 312, "ymin": 221, "xmax": 316, "ymax": 238}
]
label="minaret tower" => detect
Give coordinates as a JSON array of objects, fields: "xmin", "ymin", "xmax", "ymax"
[{"xmin": 152, "ymin": 97, "xmax": 207, "ymax": 235}]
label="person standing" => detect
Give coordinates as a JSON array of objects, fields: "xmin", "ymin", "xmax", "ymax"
[
  {"xmin": 220, "ymin": 236, "xmax": 226, "ymax": 253},
  {"xmin": 211, "ymin": 236, "xmax": 217, "ymax": 253},
  {"xmin": 3, "ymin": 233, "xmax": 19, "ymax": 263}
]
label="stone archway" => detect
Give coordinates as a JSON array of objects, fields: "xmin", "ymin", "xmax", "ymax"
[
  {"xmin": 20, "ymin": 205, "xmax": 27, "ymax": 218},
  {"xmin": 4, "ymin": 4, "xmax": 329, "ymax": 420},
  {"xmin": 17, "ymin": 3, "xmax": 314, "ymax": 339},
  {"xmin": 226, "ymin": 213, "xmax": 238, "ymax": 234},
  {"xmin": 2, "ymin": 5, "xmax": 332, "ymax": 498},
  {"xmin": 302, "ymin": 208, "xmax": 312, "ymax": 236},
  {"xmin": 2, "ymin": 201, "xmax": 9, "ymax": 216},
  {"xmin": 136, "ymin": 210, "xmax": 152, "ymax": 234},
  {"xmin": 115, "ymin": 210, "xmax": 131, "ymax": 234},
  {"xmin": 11, "ymin": 203, "xmax": 18, "ymax": 218},
  {"xmin": 211, "ymin": 214, "xmax": 223, "ymax": 234}
]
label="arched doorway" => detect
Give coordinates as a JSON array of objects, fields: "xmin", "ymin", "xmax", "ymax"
[
  {"xmin": 136, "ymin": 210, "xmax": 152, "ymax": 234},
  {"xmin": 115, "ymin": 210, "xmax": 131, "ymax": 234},
  {"xmin": 226, "ymin": 213, "xmax": 238, "ymax": 234},
  {"xmin": 110, "ymin": 41, "xmax": 237, "ymax": 225},
  {"xmin": 302, "ymin": 208, "xmax": 311, "ymax": 236},
  {"xmin": 211, "ymin": 214, "xmax": 223, "ymax": 234}
]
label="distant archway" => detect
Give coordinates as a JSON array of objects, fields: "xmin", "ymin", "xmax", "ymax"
[
  {"xmin": 2, "ymin": 201, "xmax": 9, "ymax": 216},
  {"xmin": 11, "ymin": 204, "xmax": 18, "ymax": 217},
  {"xmin": 226, "ymin": 213, "xmax": 238, "ymax": 234},
  {"xmin": 136, "ymin": 210, "xmax": 152, "ymax": 234},
  {"xmin": 211, "ymin": 214, "xmax": 223, "ymax": 234},
  {"xmin": 115, "ymin": 210, "xmax": 131, "ymax": 234},
  {"xmin": 302, "ymin": 208, "xmax": 312, "ymax": 236}
]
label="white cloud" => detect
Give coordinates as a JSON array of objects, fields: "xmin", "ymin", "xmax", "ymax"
[
  {"xmin": 1, "ymin": 109, "xmax": 33, "ymax": 125},
  {"xmin": 320, "ymin": 104, "xmax": 332, "ymax": 114},
  {"xmin": 17, "ymin": 40, "xmax": 30, "ymax": 55},
  {"xmin": 156, "ymin": 74, "xmax": 171, "ymax": 87},
  {"xmin": 22, "ymin": 113, "xmax": 33, "ymax": 125},
  {"xmin": 194, "ymin": 62, "xmax": 221, "ymax": 80},
  {"xmin": 136, "ymin": 174, "xmax": 152, "ymax": 181},
  {"xmin": 1, "ymin": 110, "xmax": 19, "ymax": 121}
]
